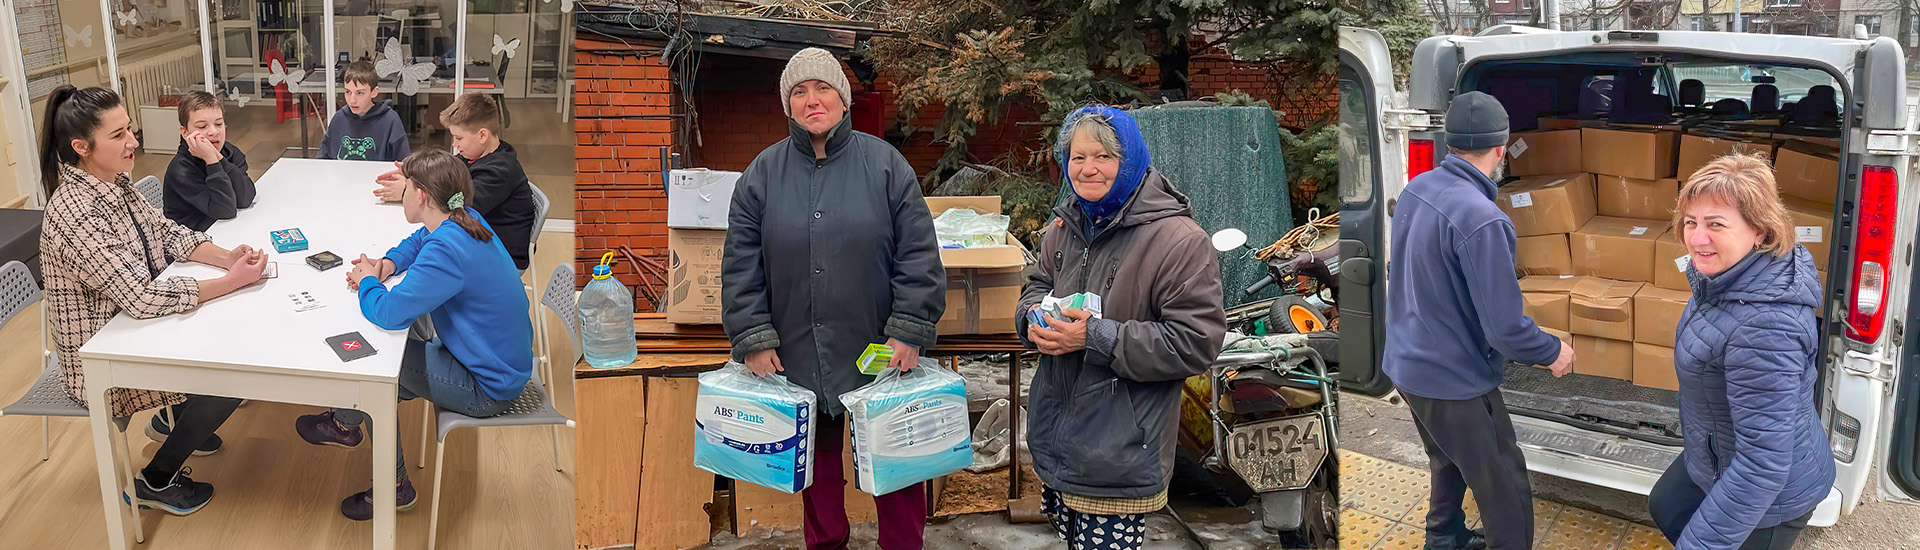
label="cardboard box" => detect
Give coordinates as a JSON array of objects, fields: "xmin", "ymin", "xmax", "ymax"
[
  {"xmin": 1677, "ymin": 135, "xmax": 1771, "ymax": 180},
  {"xmin": 1583, "ymin": 128, "xmax": 1678, "ymax": 180},
  {"xmin": 1542, "ymin": 327, "xmax": 1573, "ymax": 344},
  {"xmin": 1517, "ymin": 234, "xmax": 1574, "ymax": 276},
  {"xmin": 1498, "ymin": 173, "xmax": 1597, "ymax": 237},
  {"xmin": 1594, "ymin": 175, "xmax": 1680, "ymax": 221},
  {"xmin": 667, "ymin": 169, "xmax": 742, "ymax": 229},
  {"xmin": 1783, "ymin": 197, "xmax": 1835, "ymax": 267},
  {"xmin": 1633, "ymin": 344, "xmax": 1679, "ymax": 390},
  {"xmin": 1507, "ymin": 130, "xmax": 1584, "ymax": 177},
  {"xmin": 666, "ymin": 229, "xmax": 727, "ymax": 324},
  {"xmin": 1569, "ymin": 277, "xmax": 1644, "ymax": 341},
  {"xmin": 1574, "ymin": 336, "xmax": 1635, "ymax": 380},
  {"xmin": 1572, "ymin": 217, "xmax": 1667, "ymax": 282},
  {"xmin": 1519, "ymin": 275, "xmax": 1581, "ymax": 294},
  {"xmin": 928, "ymin": 196, "xmax": 1029, "ymax": 335},
  {"xmin": 1524, "ymin": 292, "xmax": 1571, "ymax": 332},
  {"xmin": 1633, "ymin": 286, "xmax": 1690, "ymax": 346},
  {"xmin": 1654, "ymin": 231, "xmax": 1691, "ymax": 291},
  {"xmin": 1537, "ymin": 118, "xmax": 1585, "ymax": 131},
  {"xmin": 1773, "ymin": 145, "xmax": 1840, "ymax": 205}
]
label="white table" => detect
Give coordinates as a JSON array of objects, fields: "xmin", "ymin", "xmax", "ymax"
[{"xmin": 79, "ymin": 159, "xmax": 418, "ymax": 550}]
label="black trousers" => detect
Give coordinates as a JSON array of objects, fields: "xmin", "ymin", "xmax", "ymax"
[
  {"xmin": 143, "ymin": 395, "xmax": 240, "ymax": 484},
  {"xmin": 1402, "ymin": 388, "xmax": 1534, "ymax": 550},
  {"xmin": 1650, "ymin": 457, "xmax": 1812, "ymax": 549}
]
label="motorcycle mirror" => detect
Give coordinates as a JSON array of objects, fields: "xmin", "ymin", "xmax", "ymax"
[{"xmin": 1211, "ymin": 228, "xmax": 1249, "ymax": 252}]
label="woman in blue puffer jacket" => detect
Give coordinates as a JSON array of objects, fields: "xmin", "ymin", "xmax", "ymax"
[{"xmin": 1650, "ymin": 154, "xmax": 1834, "ymax": 550}]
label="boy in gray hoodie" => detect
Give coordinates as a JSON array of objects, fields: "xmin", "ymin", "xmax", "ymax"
[{"xmin": 318, "ymin": 60, "xmax": 410, "ymax": 161}]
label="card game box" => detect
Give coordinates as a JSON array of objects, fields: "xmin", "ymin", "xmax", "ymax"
[{"xmin": 271, "ymin": 228, "xmax": 309, "ymax": 253}]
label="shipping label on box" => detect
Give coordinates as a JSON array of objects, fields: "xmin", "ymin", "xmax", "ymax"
[
  {"xmin": 1498, "ymin": 173, "xmax": 1597, "ymax": 237},
  {"xmin": 1507, "ymin": 130, "xmax": 1584, "ymax": 177},
  {"xmin": 1781, "ymin": 197, "xmax": 1835, "ymax": 269},
  {"xmin": 668, "ymin": 169, "xmax": 742, "ymax": 230},
  {"xmin": 1773, "ymin": 145, "xmax": 1840, "ymax": 205},
  {"xmin": 1594, "ymin": 175, "xmax": 1680, "ymax": 221},
  {"xmin": 1569, "ymin": 277, "xmax": 1643, "ymax": 341},
  {"xmin": 1583, "ymin": 128, "xmax": 1678, "ymax": 180},
  {"xmin": 1574, "ymin": 335, "xmax": 1635, "ymax": 380},
  {"xmin": 1677, "ymin": 135, "xmax": 1771, "ymax": 181},
  {"xmin": 1654, "ymin": 231, "xmax": 1691, "ymax": 291},
  {"xmin": 1524, "ymin": 292, "xmax": 1571, "ymax": 332},
  {"xmin": 1633, "ymin": 286, "xmax": 1690, "ymax": 346},
  {"xmin": 666, "ymin": 229, "xmax": 727, "ymax": 324},
  {"xmin": 1633, "ymin": 343, "xmax": 1679, "ymax": 391},
  {"xmin": 1572, "ymin": 216, "xmax": 1667, "ymax": 282},
  {"xmin": 1516, "ymin": 234, "xmax": 1574, "ymax": 276}
]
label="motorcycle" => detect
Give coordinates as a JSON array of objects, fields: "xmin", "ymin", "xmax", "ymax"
[{"xmin": 1212, "ymin": 209, "xmax": 1340, "ymax": 336}]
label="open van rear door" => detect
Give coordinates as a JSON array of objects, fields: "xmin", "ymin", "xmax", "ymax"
[{"xmin": 1337, "ymin": 27, "xmax": 1399, "ymax": 396}]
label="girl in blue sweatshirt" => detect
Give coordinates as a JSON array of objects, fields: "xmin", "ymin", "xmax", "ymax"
[{"xmin": 292, "ymin": 147, "xmax": 533, "ymax": 521}]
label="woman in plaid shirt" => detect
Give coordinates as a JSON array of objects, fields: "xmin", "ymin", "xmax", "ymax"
[{"xmin": 38, "ymin": 86, "xmax": 267, "ymax": 516}]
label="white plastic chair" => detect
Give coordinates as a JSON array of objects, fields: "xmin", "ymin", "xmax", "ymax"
[{"xmin": 133, "ymin": 175, "xmax": 163, "ymax": 210}]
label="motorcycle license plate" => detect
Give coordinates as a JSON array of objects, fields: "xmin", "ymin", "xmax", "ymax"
[{"xmin": 1227, "ymin": 413, "xmax": 1328, "ymax": 492}]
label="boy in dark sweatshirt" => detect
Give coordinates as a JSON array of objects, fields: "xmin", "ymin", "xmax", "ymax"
[
  {"xmin": 164, "ymin": 91, "xmax": 255, "ymax": 231},
  {"xmin": 318, "ymin": 60, "xmax": 410, "ymax": 161},
  {"xmin": 375, "ymin": 92, "xmax": 534, "ymax": 270}
]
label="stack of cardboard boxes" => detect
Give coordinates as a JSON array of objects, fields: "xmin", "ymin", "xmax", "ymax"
[{"xmin": 1500, "ymin": 125, "xmax": 1839, "ymax": 391}]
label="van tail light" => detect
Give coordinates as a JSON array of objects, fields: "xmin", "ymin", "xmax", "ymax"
[
  {"xmin": 1846, "ymin": 165, "xmax": 1897, "ymax": 344},
  {"xmin": 1409, "ymin": 139, "xmax": 1436, "ymax": 179}
]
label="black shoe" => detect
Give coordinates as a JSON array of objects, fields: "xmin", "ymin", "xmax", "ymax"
[
  {"xmin": 147, "ymin": 407, "xmax": 222, "ymax": 456},
  {"xmin": 339, "ymin": 478, "xmax": 419, "ymax": 521},
  {"xmin": 1460, "ymin": 529, "xmax": 1488, "ymax": 550},
  {"xmin": 125, "ymin": 467, "xmax": 215, "ymax": 516}
]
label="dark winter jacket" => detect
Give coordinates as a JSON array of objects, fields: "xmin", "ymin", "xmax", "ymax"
[
  {"xmin": 1672, "ymin": 245, "xmax": 1833, "ymax": 550},
  {"xmin": 1017, "ymin": 169, "xmax": 1228, "ymax": 499},
  {"xmin": 318, "ymin": 100, "xmax": 409, "ymax": 161},
  {"xmin": 1384, "ymin": 155, "xmax": 1561, "ymax": 400},
  {"xmin": 163, "ymin": 141, "xmax": 255, "ymax": 232},
  {"xmin": 721, "ymin": 115, "xmax": 946, "ymax": 417},
  {"xmin": 462, "ymin": 141, "xmax": 535, "ymax": 270}
]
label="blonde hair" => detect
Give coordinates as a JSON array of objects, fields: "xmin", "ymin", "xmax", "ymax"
[{"xmin": 1671, "ymin": 153, "xmax": 1796, "ymax": 258}]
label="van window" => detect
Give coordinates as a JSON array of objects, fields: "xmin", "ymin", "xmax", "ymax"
[
  {"xmin": 1339, "ymin": 65, "xmax": 1374, "ymax": 205},
  {"xmin": 1668, "ymin": 63, "xmax": 1838, "ymax": 106}
]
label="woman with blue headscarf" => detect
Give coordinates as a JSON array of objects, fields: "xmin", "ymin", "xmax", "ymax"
[{"xmin": 1017, "ymin": 106, "xmax": 1228, "ymax": 549}]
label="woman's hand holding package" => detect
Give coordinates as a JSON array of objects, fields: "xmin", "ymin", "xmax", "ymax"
[
  {"xmin": 745, "ymin": 348, "xmax": 785, "ymax": 377},
  {"xmin": 1030, "ymin": 308, "xmax": 1092, "ymax": 356},
  {"xmin": 887, "ymin": 338, "xmax": 921, "ymax": 371}
]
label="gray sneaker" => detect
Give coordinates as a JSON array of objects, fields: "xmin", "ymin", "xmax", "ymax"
[{"xmin": 125, "ymin": 467, "xmax": 214, "ymax": 516}]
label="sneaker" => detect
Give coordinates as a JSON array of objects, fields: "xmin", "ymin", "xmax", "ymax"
[
  {"xmin": 146, "ymin": 408, "xmax": 222, "ymax": 456},
  {"xmin": 339, "ymin": 478, "xmax": 418, "ymax": 521},
  {"xmin": 295, "ymin": 411, "xmax": 364, "ymax": 449},
  {"xmin": 124, "ymin": 467, "xmax": 215, "ymax": 516}
]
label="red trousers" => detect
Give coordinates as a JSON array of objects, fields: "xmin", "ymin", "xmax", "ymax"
[{"xmin": 803, "ymin": 413, "xmax": 927, "ymax": 550}]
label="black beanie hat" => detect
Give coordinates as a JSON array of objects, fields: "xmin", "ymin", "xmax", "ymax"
[{"xmin": 1446, "ymin": 91, "xmax": 1510, "ymax": 150}]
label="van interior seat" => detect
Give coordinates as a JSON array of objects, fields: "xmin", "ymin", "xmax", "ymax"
[
  {"xmin": 1614, "ymin": 92, "xmax": 1673, "ymax": 124},
  {"xmin": 1678, "ymin": 79, "xmax": 1706, "ymax": 107},
  {"xmin": 1711, "ymin": 98, "xmax": 1750, "ymax": 117},
  {"xmin": 1752, "ymin": 84, "xmax": 1780, "ymax": 113},
  {"xmin": 1788, "ymin": 85, "xmax": 1838, "ymax": 125}
]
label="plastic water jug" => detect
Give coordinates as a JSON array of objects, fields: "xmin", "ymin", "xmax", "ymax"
[{"xmin": 579, "ymin": 252, "xmax": 637, "ymax": 368}]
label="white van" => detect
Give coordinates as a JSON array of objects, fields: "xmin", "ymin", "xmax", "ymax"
[{"xmin": 1338, "ymin": 25, "xmax": 1920, "ymax": 525}]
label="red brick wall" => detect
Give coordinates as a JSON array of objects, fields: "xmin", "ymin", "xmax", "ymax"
[{"xmin": 574, "ymin": 39, "xmax": 677, "ymax": 303}]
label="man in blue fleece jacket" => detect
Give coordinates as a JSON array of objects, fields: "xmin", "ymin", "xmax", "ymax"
[{"xmin": 1384, "ymin": 91, "xmax": 1574, "ymax": 550}]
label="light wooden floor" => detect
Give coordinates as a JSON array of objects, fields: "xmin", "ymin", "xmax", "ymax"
[
  {"xmin": 0, "ymin": 229, "xmax": 578, "ymax": 549},
  {"xmin": 130, "ymin": 98, "xmax": 576, "ymax": 219}
]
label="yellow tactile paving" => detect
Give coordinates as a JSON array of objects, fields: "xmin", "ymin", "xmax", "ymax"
[{"xmin": 1342, "ymin": 450, "xmax": 1662, "ymax": 550}]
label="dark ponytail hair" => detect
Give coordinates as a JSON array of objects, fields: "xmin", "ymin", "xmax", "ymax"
[
  {"xmin": 401, "ymin": 147, "xmax": 494, "ymax": 243},
  {"xmin": 39, "ymin": 86, "xmax": 124, "ymax": 196}
]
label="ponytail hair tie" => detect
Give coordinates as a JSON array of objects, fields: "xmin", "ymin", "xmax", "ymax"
[{"xmin": 447, "ymin": 192, "xmax": 465, "ymax": 211}]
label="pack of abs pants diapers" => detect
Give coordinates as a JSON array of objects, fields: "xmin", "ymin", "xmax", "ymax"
[
  {"xmin": 695, "ymin": 362, "xmax": 816, "ymax": 494},
  {"xmin": 840, "ymin": 359, "xmax": 973, "ymax": 496}
]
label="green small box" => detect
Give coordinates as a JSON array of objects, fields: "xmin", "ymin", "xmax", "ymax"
[{"xmin": 856, "ymin": 343, "xmax": 895, "ymax": 375}]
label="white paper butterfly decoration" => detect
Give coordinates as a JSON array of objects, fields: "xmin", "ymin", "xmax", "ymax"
[
  {"xmin": 491, "ymin": 34, "xmax": 520, "ymax": 59},
  {"xmin": 374, "ymin": 39, "xmax": 434, "ymax": 96},
  {"xmin": 64, "ymin": 24, "xmax": 93, "ymax": 48},
  {"xmin": 268, "ymin": 58, "xmax": 306, "ymax": 87},
  {"xmin": 116, "ymin": 9, "xmax": 138, "ymax": 28},
  {"xmin": 228, "ymin": 86, "xmax": 250, "ymax": 107},
  {"xmin": 541, "ymin": 0, "xmax": 573, "ymax": 14}
]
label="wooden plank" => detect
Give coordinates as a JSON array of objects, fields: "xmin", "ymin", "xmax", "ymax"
[
  {"xmin": 574, "ymin": 376, "xmax": 647, "ymax": 550},
  {"xmin": 732, "ymin": 423, "xmax": 876, "ymax": 536},
  {"xmin": 576, "ymin": 354, "xmax": 730, "ymax": 379},
  {"xmin": 636, "ymin": 377, "xmax": 715, "ymax": 550}
]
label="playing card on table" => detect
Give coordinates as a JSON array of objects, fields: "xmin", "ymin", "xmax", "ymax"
[{"xmin": 288, "ymin": 291, "xmax": 324, "ymax": 312}]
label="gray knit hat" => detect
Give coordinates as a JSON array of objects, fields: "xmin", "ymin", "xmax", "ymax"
[
  {"xmin": 779, "ymin": 47, "xmax": 853, "ymax": 110},
  {"xmin": 1446, "ymin": 91, "xmax": 1509, "ymax": 150}
]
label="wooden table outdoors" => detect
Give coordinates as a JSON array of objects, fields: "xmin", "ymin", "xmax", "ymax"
[{"xmin": 571, "ymin": 316, "xmax": 1028, "ymax": 550}]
